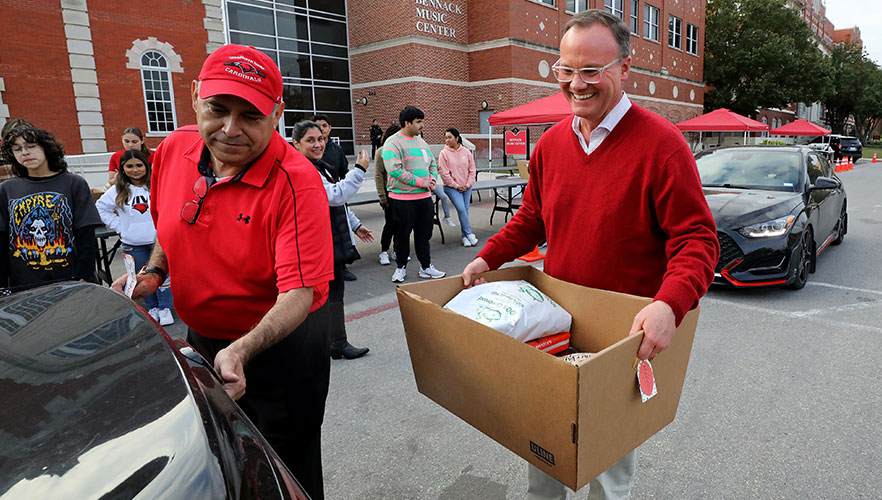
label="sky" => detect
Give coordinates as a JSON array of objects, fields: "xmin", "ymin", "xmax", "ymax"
[{"xmin": 824, "ymin": 0, "xmax": 882, "ymax": 65}]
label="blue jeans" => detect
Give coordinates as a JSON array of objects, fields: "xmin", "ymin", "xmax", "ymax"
[
  {"xmin": 123, "ymin": 243, "xmax": 173, "ymax": 310},
  {"xmin": 433, "ymin": 182, "xmax": 451, "ymax": 217},
  {"xmin": 444, "ymin": 186, "xmax": 473, "ymax": 237}
]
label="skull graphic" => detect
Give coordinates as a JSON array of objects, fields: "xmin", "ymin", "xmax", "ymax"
[{"xmin": 30, "ymin": 219, "xmax": 47, "ymax": 247}]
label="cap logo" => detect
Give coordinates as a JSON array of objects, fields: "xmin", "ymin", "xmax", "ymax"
[{"xmin": 223, "ymin": 60, "xmax": 267, "ymax": 81}]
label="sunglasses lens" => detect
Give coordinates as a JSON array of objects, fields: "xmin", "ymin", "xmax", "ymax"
[
  {"xmin": 181, "ymin": 201, "xmax": 199, "ymax": 224},
  {"xmin": 193, "ymin": 176, "xmax": 209, "ymax": 198}
]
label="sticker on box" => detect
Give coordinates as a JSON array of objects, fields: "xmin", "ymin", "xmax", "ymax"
[{"xmin": 637, "ymin": 359, "xmax": 657, "ymax": 403}]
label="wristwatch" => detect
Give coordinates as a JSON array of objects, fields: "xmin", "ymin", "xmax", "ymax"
[{"xmin": 138, "ymin": 265, "xmax": 168, "ymax": 282}]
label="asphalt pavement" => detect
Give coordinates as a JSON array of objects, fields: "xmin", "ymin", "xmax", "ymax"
[{"xmin": 109, "ymin": 159, "xmax": 882, "ymax": 498}]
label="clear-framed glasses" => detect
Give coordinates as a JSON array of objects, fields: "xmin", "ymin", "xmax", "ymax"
[{"xmin": 551, "ymin": 57, "xmax": 623, "ymax": 84}]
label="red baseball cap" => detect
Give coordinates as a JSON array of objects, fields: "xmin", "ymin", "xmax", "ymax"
[{"xmin": 197, "ymin": 44, "xmax": 283, "ymax": 116}]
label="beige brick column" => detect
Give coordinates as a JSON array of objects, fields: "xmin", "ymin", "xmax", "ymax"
[{"xmin": 61, "ymin": 0, "xmax": 107, "ymax": 153}]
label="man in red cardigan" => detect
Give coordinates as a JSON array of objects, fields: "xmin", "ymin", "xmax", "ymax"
[{"xmin": 462, "ymin": 9, "xmax": 719, "ymax": 500}]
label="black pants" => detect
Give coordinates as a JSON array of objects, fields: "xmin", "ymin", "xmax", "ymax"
[
  {"xmin": 371, "ymin": 141, "xmax": 380, "ymax": 159},
  {"xmin": 186, "ymin": 303, "xmax": 331, "ymax": 500},
  {"xmin": 391, "ymin": 196, "xmax": 434, "ymax": 269},
  {"xmin": 380, "ymin": 199, "xmax": 397, "ymax": 252}
]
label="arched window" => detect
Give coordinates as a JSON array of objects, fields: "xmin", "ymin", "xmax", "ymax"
[{"xmin": 141, "ymin": 50, "xmax": 177, "ymax": 134}]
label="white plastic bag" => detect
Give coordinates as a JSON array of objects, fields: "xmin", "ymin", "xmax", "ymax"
[{"xmin": 443, "ymin": 280, "xmax": 572, "ymax": 342}]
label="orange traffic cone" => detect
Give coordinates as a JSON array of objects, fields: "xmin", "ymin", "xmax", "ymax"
[
  {"xmin": 873, "ymin": 152, "xmax": 877, "ymax": 163},
  {"xmin": 834, "ymin": 158, "xmax": 842, "ymax": 172},
  {"xmin": 517, "ymin": 245, "xmax": 545, "ymax": 262},
  {"xmin": 849, "ymin": 156, "xmax": 855, "ymax": 170}
]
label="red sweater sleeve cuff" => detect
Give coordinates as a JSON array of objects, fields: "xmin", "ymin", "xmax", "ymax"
[{"xmin": 653, "ymin": 282, "xmax": 697, "ymax": 326}]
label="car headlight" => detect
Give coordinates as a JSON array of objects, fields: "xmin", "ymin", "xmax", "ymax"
[{"xmin": 738, "ymin": 216, "xmax": 795, "ymax": 238}]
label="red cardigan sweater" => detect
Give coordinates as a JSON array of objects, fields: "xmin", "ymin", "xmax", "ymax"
[{"xmin": 479, "ymin": 104, "xmax": 719, "ymax": 323}]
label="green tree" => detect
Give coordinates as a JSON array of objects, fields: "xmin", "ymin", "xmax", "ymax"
[
  {"xmin": 704, "ymin": 0, "xmax": 829, "ymax": 118},
  {"xmin": 824, "ymin": 41, "xmax": 882, "ymax": 140}
]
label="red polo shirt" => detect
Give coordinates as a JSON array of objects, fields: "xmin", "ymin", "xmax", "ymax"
[{"xmin": 151, "ymin": 126, "xmax": 333, "ymax": 340}]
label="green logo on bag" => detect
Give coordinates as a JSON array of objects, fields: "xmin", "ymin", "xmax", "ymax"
[
  {"xmin": 519, "ymin": 283, "xmax": 544, "ymax": 303},
  {"xmin": 478, "ymin": 307, "xmax": 503, "ymax": 321}
]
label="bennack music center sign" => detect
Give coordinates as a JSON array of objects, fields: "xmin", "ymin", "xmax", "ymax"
[{"xmin": 414, "ymin": 0, "xmax": 463, "ymax": 39}]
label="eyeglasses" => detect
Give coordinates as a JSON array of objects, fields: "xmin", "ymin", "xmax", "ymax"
[
  {"xmin": 180, "ymin": 175, "xmax": 215, "ymax": 225},
  {"xmin": 551, "ymin": 58, "xmax": 623, "ymax": 84}
]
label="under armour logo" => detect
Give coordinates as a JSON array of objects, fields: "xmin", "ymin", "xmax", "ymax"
[{"xmin": 237, "ymin": 214, "xmax": 251, "ymax": 224}]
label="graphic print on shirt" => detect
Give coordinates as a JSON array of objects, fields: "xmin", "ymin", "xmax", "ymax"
[
  {"xmin": 131, "ymin": 193, "xmax": 149, "ymax": 214},
  {"xmin": 8, "ymin": 191, "xmax": 75, "ymax": 270}
]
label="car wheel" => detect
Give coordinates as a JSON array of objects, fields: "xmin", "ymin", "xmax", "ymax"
[
  {"xmin": 833, "ymin": 207, "xmax": 847, "ymax": 245},
  {"xmin": 788, "ymin": 230, "xmax": 813, "ymax": 290}
]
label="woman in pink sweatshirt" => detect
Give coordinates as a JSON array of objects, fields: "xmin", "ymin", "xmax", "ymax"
[{"xmin": 438, "ymin": 127, "xmax": 478, "ymax": 247}]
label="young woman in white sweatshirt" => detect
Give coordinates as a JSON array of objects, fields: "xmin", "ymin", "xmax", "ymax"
[{"xmin": 96, "ymin": 149, "xmax": 174, "ymax": 325}]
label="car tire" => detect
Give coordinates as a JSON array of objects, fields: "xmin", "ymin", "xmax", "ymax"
[
  {"xmin": 833, "ymin": 207, "xmax": 847, "ymax": 245},
  {"xmin": 788, "ymin": 230, "xmax": 813, "ymax": 290}
]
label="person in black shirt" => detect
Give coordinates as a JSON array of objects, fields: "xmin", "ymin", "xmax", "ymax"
[
  {"xmin": 369, "ymin": 118, "xmax": 383, "ymax": 160},
  {"xmin": 313, "ymin": 114, "xmax": 357, "ymax": 281}
]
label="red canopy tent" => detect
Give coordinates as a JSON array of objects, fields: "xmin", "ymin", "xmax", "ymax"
[
  {"xmin": 676, "ymin": 108, "xmax": 769, "ymax": 147},
  {"xmin": 487, "ymin": 92, "xmax": 572, "ymax": 126},
  {"xmin": 770, "ymin": 119, "xmax": 831, "ymax": 136},
  {"xmin": 675, "ymin": 108, "xmax": 769, "ymax": 132}
]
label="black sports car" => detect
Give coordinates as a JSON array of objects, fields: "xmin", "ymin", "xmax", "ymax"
[
  {"xmin": 696, "ymin": 146, "xmax": 847, "ymax": 289},
  {"xmin": 0, "ymin": 282, "xmax": 310, "ymax": 499}
]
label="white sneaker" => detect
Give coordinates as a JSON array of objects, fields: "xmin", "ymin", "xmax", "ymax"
[
  {"xmin": 462, "ymin": 236, "xmax": 473, "ymax": 247},
  {"xmin": 443, "ymin": 217, "xmax": 457, "ymax": 227},
  {"xmin": 379, "ymin": 251, "xmax": 391, "ymax": 265},
  {"xmin": 419, "ymin": 264, "xmax": 446, "ymax": 279},
  {"xmin": 158, "ymin": 308, "xmax": 175, "ymax": 326},
  {"xmin": 392, "ymin": 267, "xmax": 406, "ymax": 283},
  {"xmin": 148, "ymin": 307, "xmax": 159, "ymax": 321},
  {"xmin": 467, "ymin": 233, "xmax": 479, "ymax": 246}
]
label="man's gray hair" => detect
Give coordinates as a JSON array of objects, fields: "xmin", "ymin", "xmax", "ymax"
[{"xmin": 562, "ymin": 9, "xmax": 631, "ymax": 59}]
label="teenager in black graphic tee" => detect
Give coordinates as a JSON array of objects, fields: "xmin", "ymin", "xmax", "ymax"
[{"xmin": 0, "ymin": 125, "xmax": 102, "ymax": 288}]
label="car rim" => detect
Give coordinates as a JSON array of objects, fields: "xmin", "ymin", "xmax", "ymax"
[{"xmin": 798, "ymin": 234, "xmax": 811, "ymax": 284}]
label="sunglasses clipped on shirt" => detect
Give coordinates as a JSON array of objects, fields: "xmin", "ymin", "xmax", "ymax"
[
  {"xmin": 551, "ymin": 57, "xmax": 623, "ymax": 85},
  {"xmin": 180, "ymin": 175, "xmax": 216, "ymax": 225}
]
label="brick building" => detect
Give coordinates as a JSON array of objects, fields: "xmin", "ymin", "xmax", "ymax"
[{"xmin": 0, "ymin": 0, "xmax": 706, "ymax": 158}]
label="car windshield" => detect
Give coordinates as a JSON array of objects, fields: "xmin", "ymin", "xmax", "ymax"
[
  {"xmin": 696, "ymin": 150, "xmax": 802, "ymax": 192},
  {"xmin": 840, "ymin": 138, "xmax": 861, "ymax": 146}
]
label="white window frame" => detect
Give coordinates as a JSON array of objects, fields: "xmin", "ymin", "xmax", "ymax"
[
  {"xmin": 604, "ymin": 0, "xmax": 624, "ymax": 19},
  {"xmin": 686, "ymin": 23, "xmax": 699, "ymax": 55},
  {"xmin": 566, "ymin": 0, "xmax": 589, "ymax": 13},
  {"xmin": 630, "ymin": 0, "xmax": 640, "ymax": 35},
  {"xmin": 644, "ymin": 4, "xmax": 659, "ymax": 42},
  {"xmin": 668, "ymin": 15, "xmax": 682, "ymax": 50},
  {"xmin": 140, "ymin": 50, "xmax": 178, "ymax": 134}
]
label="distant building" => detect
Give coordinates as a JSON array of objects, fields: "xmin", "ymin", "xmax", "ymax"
[{"xmin": 0, "ymin": 0, "xmax": 707, "ymax": 158}]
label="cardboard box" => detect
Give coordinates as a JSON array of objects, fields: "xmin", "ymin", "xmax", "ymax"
[
  {"xmin": 516, "ymin": 160, "xmax": 529, "ymax": 179},
  {"xmin": 396, "ymin": 265, "xmax": 698, "ymax": 491}
]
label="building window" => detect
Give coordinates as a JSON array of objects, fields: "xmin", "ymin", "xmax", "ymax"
[
  {"xmin": 686, "ymin": 23, "xmax": 699, "ymax": 55},
  {"xmin": 668, "ymin": 16, "xmax": 682, "ymax": 49},
  {"xmin": 140, "ymin": 51, "xmax": 177, "ymax": 134},
  {"xmin": 535, "ymin": 0, "xmax": 555, "ymax": 6},
  {"xmin": 630, "ymin": 1, "xmax": 640, "ymax": 34},
  {"xmin": 604, "ymin": 0, "xmax": 624, "ymax": 19},
  {"xmin": 566, "ymin": 0, "xmax": 589, "ymax": 12},
  {"xmin": 643, "ymin": 4, "xmax": 659, "ymax": 42},
  {"xmin": 225, "ymin": 0, "xmax": 356, "ymax": 153}
]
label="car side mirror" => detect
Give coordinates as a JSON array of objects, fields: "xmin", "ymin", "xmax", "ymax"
[{"xmin": 810, "ymin": 177, "xmax": 840, "ymax": 190}]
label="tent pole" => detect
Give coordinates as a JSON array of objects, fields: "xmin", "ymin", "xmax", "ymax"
[
  {"xmin": 526, "ymin": 127, "xmax": 531, "ymax": 159},
  {"xmin": 489, "ymin": 125, "xmax": 493, "ymax": 167},
  {"xmin": 502, "ymin": 127, "xmax": 507, "ymax": 168}
]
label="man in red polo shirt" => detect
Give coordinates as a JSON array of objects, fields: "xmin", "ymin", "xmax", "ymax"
[{"xmin": 113, "ymin": 44, "xmax": 334, "ymax": 500}]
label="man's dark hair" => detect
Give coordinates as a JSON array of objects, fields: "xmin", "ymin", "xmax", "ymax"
[
  {"xmin": 371, "ymin": 119, "xmax": 378, "ymax": 124},
  {"xmin": 399, "ymin": 106, "xmax": 424, "ymax": 127},
  {"xmin": 1, "ymin": 125, "xmax": 68, "ymax": 177},
  {"xmin": 311, "ymin": 114, "xmax": 330, "ymax": 124},
  {"xmin": 562, "ymin": 9, "xmax": 631, "ymax": 59}
]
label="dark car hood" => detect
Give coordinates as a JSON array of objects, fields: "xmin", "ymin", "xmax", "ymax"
[
  {"xmin": 703, "ymin": 188, "xmax": 802, "ymax": 230},
  {"xmin": 0, "ymin": 283, "xmax": 226, "ymax": 499}
]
